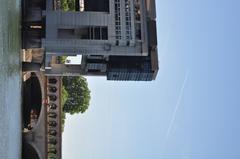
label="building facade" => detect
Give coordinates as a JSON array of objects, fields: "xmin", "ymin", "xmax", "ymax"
[{"xmin": 22, "ymin": 0, "xmax": 158, "ymax": 81}]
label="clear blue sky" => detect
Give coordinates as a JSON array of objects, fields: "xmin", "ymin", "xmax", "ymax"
[{"xmin": 63, "ymin": 0, "xmax": 240, "ymax": 158}]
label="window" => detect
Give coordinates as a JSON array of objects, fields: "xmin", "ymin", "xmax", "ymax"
[
  {"xmin": 58, "ymin": 29, "xmax": 75, "ymax": 38},
  {"xmin": 134, "ymin": 0, "xmax": 141, "ymax": 21},
  {"xmin": 94, "ymin": 27, "xmax": 101, "ymax": 40},
  {"xmin": 114, "ymin": 0, "xmax": 121, "ymax": 40},
  {"xmin": 58, "ymin": 27, "xmax": 108, "ymax": 40},
  {"xmin": 125, "ymin": 0, "xmax": 132, "ymax": 40},
  {"xmin": 84, "ymin": 0, "xmax": 109, "ymax": 12},
  {"xmin": 102, "ymin": 27, "xmax": 108, "ymax": 40},
  {"xmin": 135, "ymin": 23, "xmax": 142, "ymax": 40}
]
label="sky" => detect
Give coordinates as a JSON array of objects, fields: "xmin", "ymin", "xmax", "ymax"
[{"xmin": 63, "ymin": 0, "xmax": 240, "ymax": 159}]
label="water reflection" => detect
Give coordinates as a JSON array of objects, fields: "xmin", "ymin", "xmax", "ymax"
[{"xmin": 0, "ymin": 0, "xmax": 22, "ymax": 158}]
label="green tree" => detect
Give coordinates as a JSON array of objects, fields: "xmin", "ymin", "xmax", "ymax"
[
  {"xmin": 61, "ymin": 86, "xmax": 68, "ymax": 132},
  {"xmin": 61, "ymin": 0, "xmax": 75, "ymax": 11},
  {"xmin": 62, "ymin": 76, "xmax": 91, "ymax": 114}
]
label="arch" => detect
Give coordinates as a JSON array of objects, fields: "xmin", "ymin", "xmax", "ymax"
[
  {"xmin": 48, "ymin": 86, "xmax": 57, "ymax": 93},
  {"xmin": 22, "ymin": 72, "xmax": 42, "ymax": 131},
  {"xmin": 48, "ymin": 78, "xmax": 57, "ymax": 84},
  {"xmin": 48, "ymin": 103, "xmax": 57, "ymax": 110},
  {"xmin": 48, "ymin": 129, "xmax": 57, "ymax": 136},
  {"xmin": 48, "ymin": 147, "xmax": 57, "ymax": 154},
  {"xmin": 48, "ymin": 121, "xmax": 57, "ymax": 127},
  {"xmin": 48, "ymin": 95, "xmax": 57, "ymax": 101},
  {"xmin": 22, "ymin": 143, "xmax": 40, "ymax": 159},
  {"xmin": 48, "ymin": 138, "xmax": 57, "ymax": 145},
  {"xmin": 48, "ymin": 112, "xmax": 57, "ymax": 118},
  {"xmin": 48, "ymin": 153, "xmax": 57, "ymax": 159}
]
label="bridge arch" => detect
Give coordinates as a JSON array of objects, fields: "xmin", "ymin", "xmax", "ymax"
[
  {"xmin": 22, "ymin": 75, "xmax": 62, "ymax": 159},
  {"xmin": 22, "ymin": 72, "xmax": 47, "ymax": 159},
  {"xmin": 30, "ymin": 73, "xmax": 46, "ymax": 132},
  {"xmin": 23, "ymin": 72, "xmax": 45, "ymax": 131},
  {"xmin": 22, "ymin": 142, "xmax": 41, "ymax": 159}
]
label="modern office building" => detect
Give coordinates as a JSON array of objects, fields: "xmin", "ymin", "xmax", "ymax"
[{"xmin": 22, "ymin": 0, "xmax": 158, "ymax": 81}]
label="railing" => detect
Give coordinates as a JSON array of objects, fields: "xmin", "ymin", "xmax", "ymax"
[{"xmin": 47, "ymin": 77, "xmax": 62, "ymax": 159}]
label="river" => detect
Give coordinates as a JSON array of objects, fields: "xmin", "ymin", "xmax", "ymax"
[{"xmin": 0, "ymin": 0, "xmax": 22, "ymax": 158}]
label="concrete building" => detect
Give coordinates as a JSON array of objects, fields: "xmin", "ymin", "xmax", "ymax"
[{"xmin": 22, "ymin": 0, "xmax": 158, "ymax": 81}]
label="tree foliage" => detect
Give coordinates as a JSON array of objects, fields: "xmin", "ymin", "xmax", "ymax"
[
  {"xmin": 60, "ymin": 0, "xmax": 75, "ymax": 11},
  {"xmin": 58, "ymin": 56, "xmax": 67, "ymax": 64},
  {"xmin": 61, "ymin": 86, "xmax": 68, "ymax": 132},
  {"xmin": 62, "ymin": 76, "xmax": 91, "ymax": 114},
  {"xmin": 61, "ymin": 86, "xmax": 68, "ymax": 105}
]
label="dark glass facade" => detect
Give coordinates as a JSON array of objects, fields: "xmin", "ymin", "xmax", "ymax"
[
  {"xmin": 106, "ymin": 56, "xmax": 154, "ymax": 81},
  {"xmin": 84, "ymin": 0, "xmax": 109, "ymax": 12}
]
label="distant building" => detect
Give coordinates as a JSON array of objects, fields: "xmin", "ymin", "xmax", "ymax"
[{"xmin": 22, "ymin": 0, "xmax": 158, "ymax": 81}]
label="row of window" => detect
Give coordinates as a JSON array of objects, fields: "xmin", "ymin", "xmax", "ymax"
[
  {"xmin": 134, "ymin": 0, "xmax": 142, "ymax": 40},
  {"xmin": 107, "ymin": 71, "xmax": 153, "ymax": 81},
  {"xmin": 115, "ymin": 0, "xmax": 141, "ymax": 43},
  {"xmin": 114, "ymin": 0, "xmax": 121, "ymax": 40},
  {"xmin": 58, "ymin": 27, "xmax": 108, "ymax": 40},
  {"xmin": 125, "ymin": 0, "xmax": 132, "ymax": 40},
  {"xmin": 56, "ymin": 0, "xmax": 141, "ymax": 42}
]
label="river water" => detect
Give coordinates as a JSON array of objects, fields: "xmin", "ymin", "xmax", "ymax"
[{"xmin": 0, "ymin": 0, "xmax": 22, "ymax": 158}]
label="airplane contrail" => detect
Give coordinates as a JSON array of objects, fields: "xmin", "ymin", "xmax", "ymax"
[{"xmin": 165, "ymin": 70, "xmax": 190, "ymax": 141}]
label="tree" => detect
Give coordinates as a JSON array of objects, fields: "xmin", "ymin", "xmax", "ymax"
[
  {"xmin": 60, "ymin": 0, "xmax": 76, "ymax": 11},
  {"xmin": 61, "ymin": 86, "xmax": 68, "ymax": 132},
  {"xmin": 62, "ymin": 76, "xmax": 91, "ymax": 114}
]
